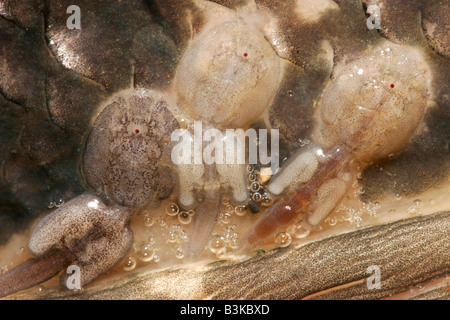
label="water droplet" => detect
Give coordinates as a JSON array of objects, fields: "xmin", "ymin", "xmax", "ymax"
[
  {"xmin": 175, "ymin": 248, "xmax": 184, "ymax": 259},
  {"xmin": 413, "ymin": 199, "xmax": 423, "ymax": 209},
  {"xmin": 275, "ymin": 232, "xmax": 292, "ymax": 248},
  {"xmin": 251, "ymin": 182, "xmax": 260, "ymax": 192},
  {"xmin": 55, "ymin": 198, "xmax": 65, "ymax": 207},
  {"xmin": 209, "ymin": 236, "xmax": 227, "ymax": 255},
  {"xmin": 252, "ymin": 192, "xmax": 262, "ymax": 202},
  {"xmin": 143, "ymin": 215, "xmax": 154, "ymax": 227},
  {"xmin": 165, "ymin": 203, "xmax": 179, "ymax": 216},
  {"xmin": 138, "ymin": 244, "xmax": 155, "ymax": 262},
  {"xmin": 123, "ymin": 256, "xmax": 137, "ymax": 271},
  {"xmin": 167, "ymin": 231, "xmax": 177, "ymax": 243},
  {"xmin": 229, "ymin": 238, "xmax": 238, "ymax": 249},
  {"xmin": 328, "ymin": 218, "xmax": 337, "ymax": 226},
  {"xmin": 181, "ymin": 233, "xmax": 189, "ymax": 242},
  {"xmin": 225, "ymin": 205, "xmax": 234, "ymax": 214},
  {"xmin": 220, "ymin": 213, "xmax": 232, "ymax": 224},
  {"xmin": 290, "ymin": 223, "xmax": 310, "ymax": 239},
  {"xmin": 234, "ymin": 205, "xmax": 247, "ymax": 216},
  {"xmin": 178, "ymin": 211, "xmax": 192, "ymax": 224}
]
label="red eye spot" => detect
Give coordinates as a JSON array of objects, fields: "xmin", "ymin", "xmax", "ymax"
[
  {"xmin": 244, "ymin": 53, "xmax": 248, "ymax": 57},
  {"xmin": 135, "ymin": 129, "xmax": 140, "ymax": 134},
  {"xmin": 390, "ymin": 84, "xmax": 395, "ymax": 88}
]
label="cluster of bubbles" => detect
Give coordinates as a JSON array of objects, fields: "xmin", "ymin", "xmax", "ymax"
[
  {"xmin": 125, "ymin": 201, "xmax": 195, "ymax": 270},
  {"xmin": 123, "ymin": 235, "xmax": 159, "ymax": 272},
  {"xmin": 208, "ymin": 224, "xmax": 240, "ymax": 257},
  {"xmin": 164, "ymin": 202, "xmax": 195, "ymax": 225},
  {"xmin": 273, "ymin": 219, "xmax": 312, "ymax": 249},
  {"xmin": 218, "ymin": 196, "xmax": 248, "ymax": 225},
  {"xmin": 246, "ymin": 165, "xmax": 274, "ymax": 213},
  {"xmin": 407, "ymin": 199, "xmax": 424, "ymax": 216}
]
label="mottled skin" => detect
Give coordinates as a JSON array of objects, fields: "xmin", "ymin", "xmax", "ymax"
[{"xmin": 83, "ymin": 90, "xmax": 179, "ymax": 208}]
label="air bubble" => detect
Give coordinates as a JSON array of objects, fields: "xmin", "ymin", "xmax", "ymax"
[
  {"xmin": 328, "ymin": 218, "xmax": 337, "ymax": 226},
  {"xmin": 220, "ymin": 213, "xmax": 232, "ymax": 224},
  {"xmin": 188, "ymin": 209, "xmax": 195, "ymax": 216},
  {"xmin": 248, "ymin": 173, "xmax": 257, "ymax": 181},
  {"xmin": 138, "ymin": 244, "xmax": 155, "ymax": 262},
  {"xmin": 209, "ymin": 236, "xmax": 227, "ymax": 255},
  {"xmin": 159, "ymin": 219, "xmax": 167, "ymax": 227},
  {"xmin": 234, "ymin": 205, "xmax": 247, "ymax": 216},
  {"xmin": 167, "ymin": 231, "xmax": 177, "ymax": 243},
  {"xmin": 178, "ymin": 211, "xmax": 192, "ymax": 224},
  {"xmin": 251, "ymin": 182, "xmax": 261, "ymax": 192},
  {"xmin": 55, "ymin": 198, "xmax": 65, "ymax": 208},
  {"xmin": 123, "ymin": 256, "xmax": 137, "ymax": 271},
  {"xmin": 228, "ymin": 238, "xmax": 238, "ymax": 249},
  {"xmin": 395, "ymin": 193, "xmax": 402, "ymax": 201},
  {"xmin": 153, "ymin": 255, "xmax": 160, "ymax": 263},
  {"xmin": 275, "ymin": 232, "xmax": 292, "ymax": 248},
  {"xmin": 246, "ymin": 165, "xmax": 255, "ymax": 173},
  {"xmin": 414, "ymin": 199, "xmax": 423, "ymax": 208},
  {"xmin": 290, "ymin": 223, "xmax": 310, "ymax": 239},
  {"xmin": 225, "ymin": 205, "xmax": 234, "ymax": 214},
  {"xmin": 222, "ymin": 197, "xmax": 230, "ymax": 205},
  {"xmin": 288, "ymin": 90, "xmax": 294, "ymax": 97},
  {"xmin": 165, "ymin": 203, "xmax": 179, "ymax": 216},
  {"xmin": 143, "ymin": 215, "xmax": 154, "ymax": 227},
  {"xmin": 175, "ymin": 248, "xmax": 184, "ymax": 259},
  {"xmin": 373, "ymin": 201, "xmax": 381, "ymax": 209},
  {"xmin": 252, "ymin": 192, "xmax": 262, "ymax": 202}
]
